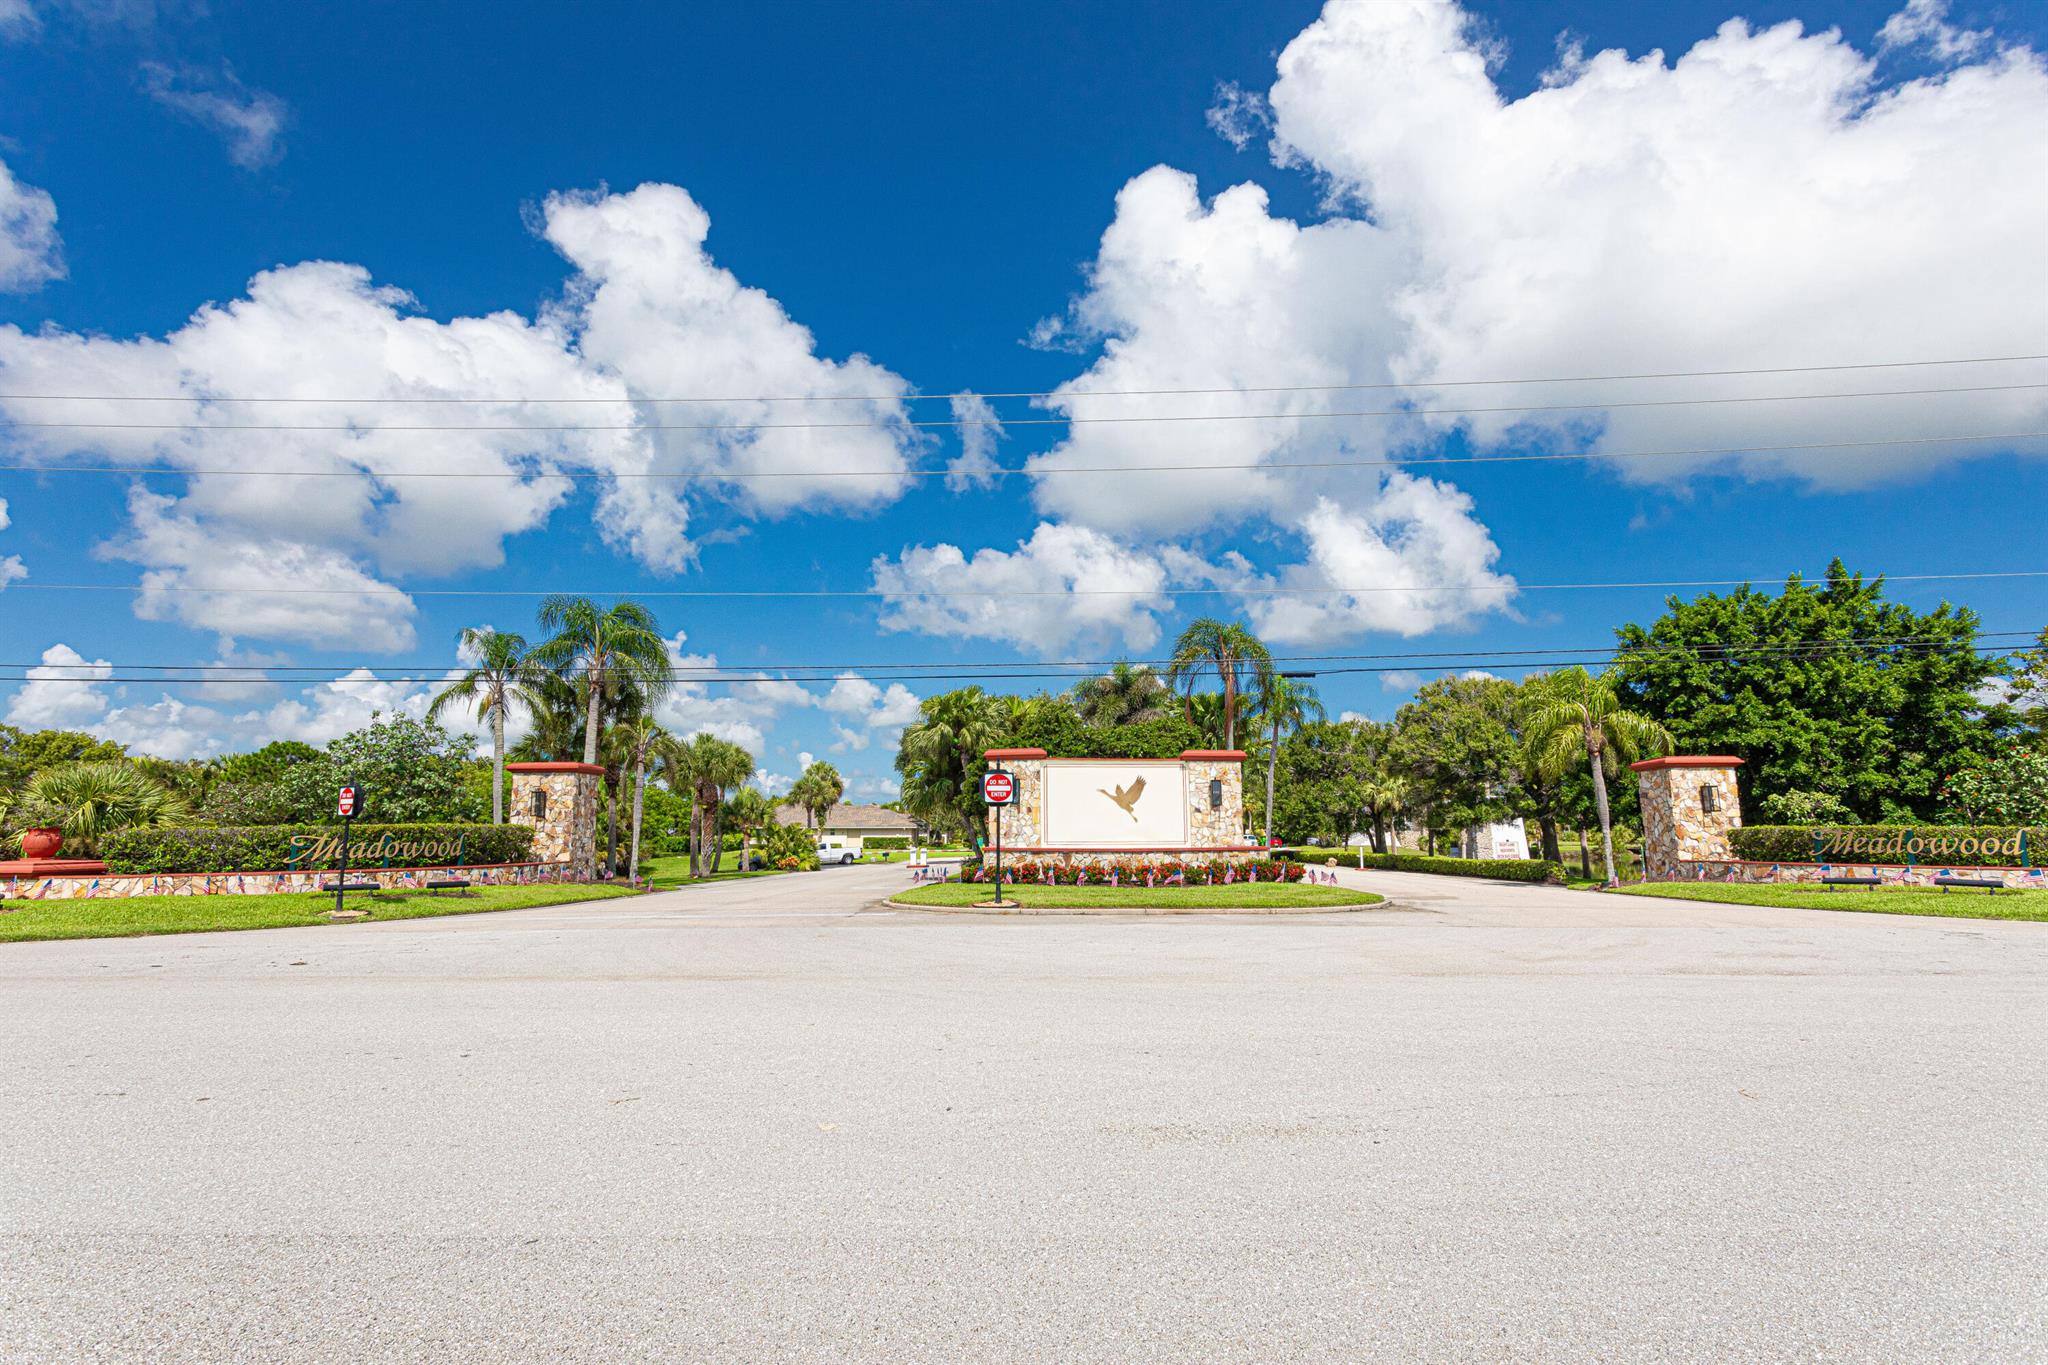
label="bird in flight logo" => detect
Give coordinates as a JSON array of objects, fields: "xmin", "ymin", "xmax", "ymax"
[{"xmin": 1098, "ymin": 776, "xmax": 1146, "ymax": 821}]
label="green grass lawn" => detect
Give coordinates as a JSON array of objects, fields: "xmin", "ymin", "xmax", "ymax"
[
  {"xmin": 0, "ymin": 882, "xmax": 644, "ymax": 943},
  {"xmin": 890, "ymin": 881, "xmax": 1384, "ymax": 911},
  {"xmin": 641, "ymin": 850, "xmax": 803, "ymax": 888},
  {"xmin": 1609, "ymin": 881, "xmax": 2048, "ymax": 922}
]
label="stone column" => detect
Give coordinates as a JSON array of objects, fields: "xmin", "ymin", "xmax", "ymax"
[
  {"xmin": 1180, "ymin": 750, "xmax": 1248, "ymax": 848},
  {"xmin": 982, "ymin": 748, "xmax": 1047, "ymax": 850},
  {"xmin": 506, "ymin": 761, "xmax": 604, "ymax": 880},
  {"xmin": 1631, "ymin": 756, "xmax": 1744, "ymax": 881}
]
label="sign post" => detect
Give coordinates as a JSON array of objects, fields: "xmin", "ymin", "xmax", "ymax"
[
  {"xmin": 334, "ymin": 781, "xmax": 362, "ymax": 915},
  {"xmin": 981, "ymin": 768, "xmax": 1015, "ymax": 904}
]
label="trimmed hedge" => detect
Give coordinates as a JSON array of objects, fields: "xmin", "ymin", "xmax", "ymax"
[
  {"xmin": 1280, "ymin": 846, "xmax": 1563, "ymax": 883},
  {"xmin": 1729, "ymin": 824, "xmax": 2044, "ymax": 868},
  {"xmin": 99, "ymin": 823, "xmax": 534, "ymax": 875},
  {"xmin": 864, "ymin": 836, "xmax": 911, "ymax": 850}
]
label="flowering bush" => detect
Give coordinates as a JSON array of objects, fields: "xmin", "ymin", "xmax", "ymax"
[
  {"xmin": 1939, "ymin": 744, "xmax": 2048, "ymax": 825},
  {"xmin": 963, "ymin": 857, "xmax": 1308, "ymax": 886}
]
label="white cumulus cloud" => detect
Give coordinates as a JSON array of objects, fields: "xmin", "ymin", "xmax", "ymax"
[{"xmin": 0, "ymin": 155, "xmax": 62, "ymax": 291}]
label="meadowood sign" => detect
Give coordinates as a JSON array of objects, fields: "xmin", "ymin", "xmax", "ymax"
[
  {"xmin": 288, "ymin": 832, "xmax": 467, "ymax": 867},
  {"xmin": 1812, "ymin": 828, "xmax": 2032, "ymax": 865}
]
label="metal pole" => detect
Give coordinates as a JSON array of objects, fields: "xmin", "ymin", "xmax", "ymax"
[
  {"xmin": 994, "ymin": 799, "xmax": 1003, "ymax": 904},
  {"xmin": 334, "ymin": 813, "xmax": 351, "ymax": 915}
]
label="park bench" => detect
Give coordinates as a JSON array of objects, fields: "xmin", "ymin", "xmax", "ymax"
[
  {"xmin": 321, "ymin": 881, "xmax": 378, "ymax": 894},
  {"xmin": 1820, "ymin": 875, "xmax": 1882, "ymax": 890},
  {"xmin": 425, "ymin": 878, "xmax": 474, "ymax": 894},
  {"xmin": 1933, "ymin": 875, "xmax": 2003, "ymax": 894}
]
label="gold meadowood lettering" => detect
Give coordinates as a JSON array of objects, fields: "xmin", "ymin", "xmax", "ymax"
[
  {"xmin": 288, "ymin": 832, "xmax": 461, "ymax": 865},
  {"xmin": 1816, "ymin": 829, "xmax": 2024, "ymax": 862}
]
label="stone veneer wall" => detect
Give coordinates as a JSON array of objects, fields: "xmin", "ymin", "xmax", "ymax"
[
  {"xmin": 508, "ymin": 762, "xmax": 603, "ymax": 880},
  {"xmin": 1669, "ymin": 860, "xmax": 2048, "ymax": 891},
  {"xmin": 980, "ymin": 748, "xmax": 1258, "ymax": 866},
  {"xmin": 2, "ymin": 861, "xmax": 573, "ymax": 901},
  {"xmin": 1633, "ymin": 757, "xmax": 1744, "ymax": 881}
]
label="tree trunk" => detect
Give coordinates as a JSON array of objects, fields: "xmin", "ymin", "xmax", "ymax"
[
  {"xmin": 628, "ymin": 761, "xmax": 646, "ymax": 886},
  {"xmin": 1577, "ymin": 827, "xmax": 1592, "ymax": 879},
  {"xmin": 705, "ymin": 790, "xmax": 725, "ymax": 875},
  {"xmin": 490, "ymin": 707, "xmax": 506, "ymax": 825},
  {"xmin": 607, "ymin": 769, "xmax": 622, "ymax": 878},
  {"xmin": 582, "ymin": 665, "xmax": 604, "ymax": 768},
  {"xmin": 1590, "ymin": 741, "xmax": 1619, "ymax": 887},
  {"xmin": 1262, "ymin": 710, "xmax": 1279, "ymax": 849},
  {"xmin": 689, "ymin": 802, "xmax": 702, "ymax": 879},
  {"xmin": 1372, "ymin": 815, "xmax": 1387, "ymax": 855},
  {"xmin": 1222, "ymin": 666, "xmax": 1236, "ymax": 750},
  {"xmin": 1537, "ymin": 813, "xmax": 1561, "ymax": 865}
]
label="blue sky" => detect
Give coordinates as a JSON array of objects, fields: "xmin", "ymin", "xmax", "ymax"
[{"xmin": 0, "ymin": 0, "xmax": 2041, "ymax": 798}]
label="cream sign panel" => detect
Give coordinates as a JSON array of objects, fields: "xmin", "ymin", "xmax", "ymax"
[{"xmin": 1043, "ymin": 761, "xmax": 1189, "ymax": 847}]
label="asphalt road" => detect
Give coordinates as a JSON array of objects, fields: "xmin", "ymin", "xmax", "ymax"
[{"xmin": 3, "ymin": 863, "xmax": 2043, "ymax": 1362}]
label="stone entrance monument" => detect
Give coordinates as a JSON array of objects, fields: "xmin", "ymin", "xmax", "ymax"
[
  {"xmin": 1631, "ymin": 755, "xmax": 1744, "ymax": 881},
  {"xmin": 507, "ymin": 761, "xmax": 604, "ymax": 880},
  {"xmin": 978, "ymin": 748, "xmax": 1261, "ymax": 866}
]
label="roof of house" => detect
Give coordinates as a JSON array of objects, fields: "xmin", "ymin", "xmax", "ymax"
[{"xmin": 772, "ymin": 801, "xmax": 916, "ymax": 832}]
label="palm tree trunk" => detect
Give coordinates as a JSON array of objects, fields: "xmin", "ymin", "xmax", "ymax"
[
  {"xmin": 582, "ymin": 664, "xmax": 604, "ymax": 767},
  {"xmin": 628, "ymin": 761, "xmax": 646, "ymax": 886},
  {"xmin": 1262, "ymin": 710, "xmax": 1279, "ymax": 848},
  {"xmin": 705, "ymin": 791, "xmax": 725, "ymax": 875},
  {"xmin": 1590, "ymin": 742, "xmax": 1618, "ymax": 886},
  {"xmin": 491, "ymin": 708, "xmax": 506, "ymax": 826},
  {"xmin": 1577, "ymin": 827, "xmax": 1592, "ymax": 879},
  {"xmin": 688, "ymin": 802, "xmax": 702, "ymax": 879},
  {"xmin": 1537, "ymin": 814, "xmax": 1561, "ymax": 865},
  {"xmin": 607, "ymin": 770, "xmax": 622, "ymax": 877},
  {"xmin": 1222, "ymin": 667, "xmax": 1236, "ymax": 750}
]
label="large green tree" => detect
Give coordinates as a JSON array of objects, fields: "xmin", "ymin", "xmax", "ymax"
[
  {"xmin": 272, "ymin": 715, "xmax": 483, "ymax": 825},
  {"xmin": 1613, "ymin": 561, "xmax": 2001, "ymax": 820},
  {"xmin": 1251, "ymin": 673, "xmax": 1325, "ymax": 849},
  {"xmin": 895, "ymin": 687, "xmax": 1005, "ymax": 845},
  {"xmin": 1068, "ymin": 663, "xmax": 1173, "ymax": 727},
  {"xmin": 1389, "ymin": 674, "xmax": 1523, "ymax": 850}
]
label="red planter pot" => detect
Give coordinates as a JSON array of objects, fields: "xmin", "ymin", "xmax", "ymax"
[{"xmin": 19, "ymin": 826, "xmax": 63, "ymax": 859}]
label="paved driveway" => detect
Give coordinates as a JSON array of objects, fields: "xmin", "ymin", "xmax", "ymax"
[{"xmin": 3, "ymin": 864, "xmax": 2043, "ymax": 1362}]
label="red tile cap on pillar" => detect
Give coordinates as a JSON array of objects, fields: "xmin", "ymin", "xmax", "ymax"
[
  {"xmin": 505, "ymin": 761, "xmax": 607, "ymax": 776},
  {"xmin": 983, "ymin": 748, "xmax": 1048, "ymax": 759},
  {"xmin": 1180, "ymin": 749, "xmax": 1247, "ymax": 760},
  {"xmin": 1629, "ymin": 756, "xmax": 1743, "ymax": 771}
]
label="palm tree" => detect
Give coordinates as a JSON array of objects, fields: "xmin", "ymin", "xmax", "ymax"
[
  {"xmin": 1251, "ymin": 673, "xmax": 1325, "ymax": 849},
  {"xmin": 671, "ymin": 733, "xmax": 753, "ymax": 878},
  {"xmin": 788, "ymin": 760, "xmax": 845, "ymax": 830},
  {"xmin": 723, "ymin": 786, "xmax": 774, "ymax": 871},
  {"xmin": 894, "ymin": 687, "xmax": 1005, "ymax": 844},
  {"xmin": 426, "ymin": 627, "xmax": 534, "ymax": 825},
  {"xmin": 605, "ymin": 716, "xmax": 673, "ymax": 882},
  {"xmin": 1359, "ymin": 774, "xmax": 1411, "ymax": 854},
  {"xmin": 1069, "ymin": 662, "xmax": 1172, "ymax": 727},
  {"xmin": 1521, "ymin": 666, "xmax": 1673, "ymax": 887},
  {"xmin": 14, "ymin": 761, "xmax": 190, "ymax": 852},
  {"xmin": 510, "ymin": 671, "xmax": 583, "ymax": 762},
  {"xmin": 1166, "ymin": 618, "xmax": 1273, "ymax": 751},
  {"xmin": 528, "ymin": 596, "xmax": 672, "ymax": 768}
]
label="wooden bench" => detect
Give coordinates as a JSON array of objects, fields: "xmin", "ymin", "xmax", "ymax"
[
  {"xmin": 1820, "ymin": 875, "xmax": 1882, "ymax": 890},
  {"xmin": 321, "ymin": 880, "xmax": 379, "ymax": 893},
  {"xmin": 425, "ymin": 878, "xmax": 473, "ymax": 894},
  {"xmin": 1933, "ymin": 875, "xmax": 2003, "ymax": 893}
]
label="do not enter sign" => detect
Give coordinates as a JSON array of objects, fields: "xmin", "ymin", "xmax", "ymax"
[
  {"xmin": 981, "ymin": 770, "xmax": 1016, "ymax": 806},
  {"xmin": 336, "ymin": 785, "xmax": 362, "ymax": 819}
]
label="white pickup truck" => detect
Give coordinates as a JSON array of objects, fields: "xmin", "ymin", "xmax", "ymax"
[{"xmin": 816, "ymin": 836, "xmax": 864, "ymax": 866}]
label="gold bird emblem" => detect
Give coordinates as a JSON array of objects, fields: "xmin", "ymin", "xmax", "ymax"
[{"xmin": 1098, "ymin": 776, "xmax": 1146, "ymax": 820}]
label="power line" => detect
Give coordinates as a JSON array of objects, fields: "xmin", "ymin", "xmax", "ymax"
[
  {"xmin": 1, "ymin": 430, "xmax": 2037, "ymax": 482},
  {"xmin": 4, "ymin": 569, "xmax": 2044, "ymax": 600},
  {"xmin": 25, "ymin": 631, "xmax": 2032, "ymax": 679},
  {"xmin": 1, "ymin": 382, "xmax": 2041, "ymax": 433},
  {"xmin": 0, "ymin": 352, "xmax": 2039, "ymax": 405}
]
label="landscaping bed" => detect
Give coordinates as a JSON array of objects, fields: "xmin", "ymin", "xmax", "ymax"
[
  {"xmin": 1608, "ymin": 882, "xmax": 2048, "ymax": 923},
  {"xmin": 888, "ymin": 882, "xmax": 1383, "ymax": 912},
  {"xmin": 0, "ymin": 882, "xmax": 643, "ymax": 942}
]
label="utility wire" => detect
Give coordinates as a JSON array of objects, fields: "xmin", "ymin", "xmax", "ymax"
[
  {"xmin": 4, "ymin": 569, "xmax": 2044, "ymax": 600},
  {"xmin": 27, "ymin": 631, "xmax": 2032, "ymax": 679},
  {"xmin": 0, "ymin": 352, "xmax": 2039, "ymax": 405},
  {"xmin": 1, "ymin": 430, "xmax": 2036, "ymax": 482},
  {"xmin": 2, "ymin": 382, "xmax": 2041, "ymax": 433}
]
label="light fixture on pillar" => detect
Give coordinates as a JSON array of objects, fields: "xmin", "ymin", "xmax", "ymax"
[
  {"xmin": 1699, "ymin": 784, "xmax": 1718, "ymax": 814},
  {"xmin": 1209, "ymin": 778, "xmax": 1223, "ymax": 810},
  {"xmin": 531, "ymin": 788, "xmax": 548, "ymax": 820}
]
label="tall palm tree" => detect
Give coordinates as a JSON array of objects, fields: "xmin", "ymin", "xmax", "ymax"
[
  {"xmin": 788, "ymin": 760, "xmax": 845, "ymax": 830},
  {"xmin": 528, "ymin": 596, "xmax": 671, "ymax": 768},
  {"xmin": 1166, "ymin": 618, "xmax": 1273, "ymax": 751},
  {"xmin": 1251, "ymin": 673, "xmax": 1325, "ymax": 849},
  {"xmin": 1359, "ymin": 774, "xmax": 1411, "ymax": 854},
  {"xmin": 1069, "ymin": 662, "xmax": 1172, "ymax": 727},
  {"xmin": 426, "ymin": 627, "xmax": 534, "ymax": 825},
  {"xmin": 1522, "ymin": 666, "xmax": 1673, "ymax": 887},
  {"xmin": 605, "ymin": 718, "xmax": 674, "ymax": 883},
  {"xmin": 672, "ymin": 733, "xmax": 754, "ymax": 879},
  {"xmin": 723, "ymin": 786, "xmax": 774, "ymax": 871}
]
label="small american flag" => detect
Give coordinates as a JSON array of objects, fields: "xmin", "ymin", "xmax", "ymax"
[
  {"xmin": 1224, "ymin": 865, "xmax": 1235, "ymax": 884},
  {"xmin": 1145, "ymin": 870, "xmax": 1155, "ymax": 887},
  {"xmin": 1170, "ymin": 868, "xmax": 1185, "ymax": 886}
]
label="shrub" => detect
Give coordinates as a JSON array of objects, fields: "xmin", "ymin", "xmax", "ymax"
[
  {"xmin": 758, "ymin": 821, "xmax": 819, "ymax": 871},
  {"xmin": 1756, "ymin": 789, "xmax": 1859, "ymax": 825},
  {"xmin": 1939, "ymin": 744, "xmax": 2048, "ymax": 825},
  {"xmin": 1728, "ymin": 824, "xmax": 2044, "ymax": 868},
  {"xmin": 99, "ymin": 823, "xmax": 534, "ymax": 874},
  {"xmin": 11, "ymin": 761, "xmax": 190, "ymax": 853},
  {"xmin": 1338, "ymin": 850, "xmax": 1564, "ymax": 884},
  {"xmin": 963, "ymin": 856, "xmax": 1309, "ymax": 886},
  {"xmin": 864, "ymin": 836, "xmax": 911, "ymax": 850}
]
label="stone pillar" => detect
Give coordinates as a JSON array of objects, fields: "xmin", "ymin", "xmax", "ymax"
[
  {"xmin": 1180, "ymin": 749, "xmax": 1247, "ymax": 847},
  {"xmin": 506, "ymin": 761, "xmax": 604, "ymax": 880},
  {"xmin": 1631, "ymin": 756, "xmax": 1744, "ymax": 881},
  {"xmin": 981, "ymin": 748, "xmax": 1047, "ymax": 849}
]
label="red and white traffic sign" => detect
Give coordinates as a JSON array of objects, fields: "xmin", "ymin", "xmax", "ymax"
[
  {"xmin": 981, "ymin": 770, "xmax": 1016, "ymax": 806},
  {"xmin": 336, "ymin": 785, "xmax": 361, "ymax": 819}
]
